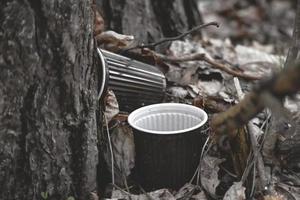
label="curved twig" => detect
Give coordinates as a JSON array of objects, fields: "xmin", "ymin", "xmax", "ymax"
[
  {"xmin": 124, "ymin": 21, "xmax": 219, "ymax": 51},
  {"xmin": 157, "ymin": 53, "xmax": 261, "ymax": 81}
]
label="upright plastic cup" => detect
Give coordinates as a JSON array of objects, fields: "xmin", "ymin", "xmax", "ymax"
[{"xmin": 128, "ymin": 103, "xmax": 208, "ymax": 191}]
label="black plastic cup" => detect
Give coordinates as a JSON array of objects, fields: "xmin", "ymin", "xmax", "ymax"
[{"xmin": 128, "ymin": 103, "xmax": 208, "ymax": 191}]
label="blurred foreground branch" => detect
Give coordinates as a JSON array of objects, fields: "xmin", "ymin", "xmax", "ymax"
[{"xmin": 211, "ymin": 63, "xmax": 300, "ymax": 140}]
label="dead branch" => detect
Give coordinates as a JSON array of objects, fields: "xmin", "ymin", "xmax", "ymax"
[
  {"xmin": 234, "ymin": 77, "xmax": 267, "ymax": 190},
  {"xmin": 157, "ymin": 53, "xmax": 261, "ymax": 81},
  {"xmin": 211, "ymin": 62, "xmax": 300, "ymax": 140},
  {"xmin": 125, "ymin": 21, "xmax": 219, "ymax": 51}
]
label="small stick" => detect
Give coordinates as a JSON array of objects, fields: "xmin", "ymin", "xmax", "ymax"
[
  {"xmin": 158, "ymin": 53, "xmax": 261, "ymax": 81},
  {"xmin": 104, "ymin": 114, "xmax": 115, "ymax": 188},
  {"xmin": 110, "ymin": 183, "xmax": 132, "ymax": 196},
  {"xmin": 125, "ymin": 22, "xmax": 219, "ymax": 51}
]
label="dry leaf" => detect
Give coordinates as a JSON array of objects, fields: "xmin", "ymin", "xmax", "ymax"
[
  {"xmin": 197, "ymin": 80, "xmax": 223, "ymax": 96},
  {"xmin": 104, "ymin": 90, "xmax": 119, "ymax": 123},
  {"xmin": 201, "ymin": 155, "xmax": 225, "ymax": 197},
  {"xmin": 223, "ymin": 182, "xmax": 246, "ymax": 200},
  {"xmin": 111, "ymin": 188, "xmax": 176, "ymax": 200},
  {"xmin": 103, "ymin": 122, "xmax": 135, "ymax": 186},
  {"xmin": 167, "ymin": 87, "xmax": 188, "ymax": 98},
  {"xmin": 174, "ymin": 183, "xmax": 207, "ymax": 200},
  {"xmin": 110, "ymin": 123, "xmax": 135, "ymax": 178},
  {"xmin": 96, "ymin": 31, "xmax": 135, "ymax": 52}
]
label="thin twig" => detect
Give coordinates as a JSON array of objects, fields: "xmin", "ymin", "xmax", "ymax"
[
  {"xmin": 125, "ymin": 22, "xmax": 219, "ymax": 51},
  {"xmin": 177, "ymin": 187, "xmax": 198, "ymax": 200},
  {"xmin": 250, "ymin": 161, "xmax": 257, "ymax": 198},
  {"xmin": 203, "ymin": 56, "xmax": 261, "ymax": 80},
  {"xmin": 158, "ymin": 53, "xmax": 261, "ymax": 81},
  {"xmin": 189, "ymin": 136, "xmax": 211, "ymax": 184},
  {"xmin": 233, "ymin": 77, "xmax": 245, "ymax": 99},
  {"xmin": 241, "ymin": 151, "xmax": 254, "ymax": 183},
  {"xmin": 196, "ymin": 136, "xmax": 211, "ymax": 186},
  {"xmin": 137, "ymin": 184, "xmax": 154, "ymax": 200},
  {"xmin": 220, "ymin": 166, "xmax": 238, "ymax": 178},
  {"xmin": 110, "ymin": 183, "xmax": 132, "ymax": 196},
  {"xmin": 123, "ymin": 173, "xmax": 131, "ymax": 193},
  {"xmin": 104, "ymin": 114, "xmax": 115, "ymax": 188}
]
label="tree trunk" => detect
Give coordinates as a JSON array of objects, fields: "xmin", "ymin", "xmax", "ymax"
[
  {"xmin": 97, "ymin": 0, "xmax": 203, "ymax": 51},
  {"xmin": 0, "ymin": 0, "xmax": 203, "ymax": 199},
  {"xmin": 0, "ymin": 0, "xmax": 99, "ymax": 199}
]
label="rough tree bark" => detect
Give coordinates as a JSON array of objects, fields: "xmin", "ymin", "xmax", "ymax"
[
  {"xmin": 0, "ymin": 0, "xmax": 99, "ymax": 199},
  {"xmin": 97, "ymin": 0, "xmax": 203, "ymax": 51},
  {"xmin": 0, "ymin": 0, "xmax": 203, "ymax": 199}
]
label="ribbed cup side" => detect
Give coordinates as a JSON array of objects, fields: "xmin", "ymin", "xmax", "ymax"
[
  {"xmin": 128, "ymin": 103, "xmax": 208, "ymax": 191},
  {"xmin": 133, "ymin": 128, "xmax": 205, "ymax": 191},
  {"xmin": 101, "ymin": 49, "xmax": 166, "ymax": 112}
]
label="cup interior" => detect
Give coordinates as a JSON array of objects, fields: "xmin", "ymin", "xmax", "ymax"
[{"xmin": 128, "ymin": 103, "xmax": 208, "ymax": 134}]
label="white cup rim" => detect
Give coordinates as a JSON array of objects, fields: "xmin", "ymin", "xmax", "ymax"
[{"xmin": 128, "ymin": 103, "xmax": 208, "ymax": 135}]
